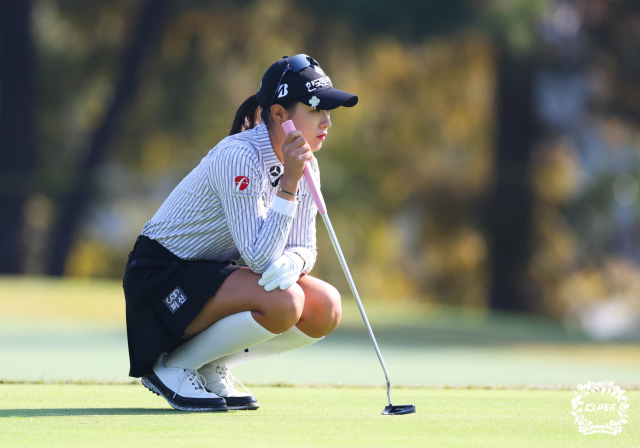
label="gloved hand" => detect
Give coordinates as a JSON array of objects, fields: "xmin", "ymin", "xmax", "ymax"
[{"xmin": 258, "ymin": 254, "xmax": 303, "ymax": 292}]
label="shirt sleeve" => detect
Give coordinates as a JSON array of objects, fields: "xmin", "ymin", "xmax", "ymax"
[
  {"xmin": 208, "ymin": 145, "xmax": 297, "ymax": 274},
  {"xmin": 283, "ymin": 158, "xmax": 319, "ymax": 275}
]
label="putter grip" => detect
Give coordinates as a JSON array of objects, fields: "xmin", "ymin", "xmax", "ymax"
[{"xmin": 281, "ymin": 120, "xmax": 327, "ymax": 215}]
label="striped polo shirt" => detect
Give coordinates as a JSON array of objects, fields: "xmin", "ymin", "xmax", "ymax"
[{"xmin": 141, "ymin": 122, "xmax": 318, "ymax": 275}]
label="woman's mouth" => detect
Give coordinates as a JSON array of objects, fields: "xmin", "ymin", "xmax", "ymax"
[{"xmin": 317, "ymin": 134, "xmax": 327, "ymax": 141}]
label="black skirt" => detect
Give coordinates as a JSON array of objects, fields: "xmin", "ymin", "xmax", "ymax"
[{"xmin": 122, "ymin": 235, "xmax": 243, "ymax": 377}]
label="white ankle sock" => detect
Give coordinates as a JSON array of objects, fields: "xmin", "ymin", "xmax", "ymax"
[
  {"xmin": 207, "ymin": 324, "xmax": 323, "ymax": 369},
  {"xmin": 163, "ymin": 311, "xmax": 278, "ymax": 370}
]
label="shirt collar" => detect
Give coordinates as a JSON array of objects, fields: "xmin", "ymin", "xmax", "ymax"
[{"xmin": 255, "ymin": 122, "xmax": 281, "ymax": 169}]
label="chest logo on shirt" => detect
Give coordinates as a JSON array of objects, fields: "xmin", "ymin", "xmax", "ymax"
[
  {"xmin": 234, "ymin": 176, "xmax": 251, "ymax": 191},
  {"xmin": 164, "ymin": 286, "xmax": 187, "ymax": 314},
  {"xmin": 269, "ymin": 165, "xmax": 283, "ymax": 187}
]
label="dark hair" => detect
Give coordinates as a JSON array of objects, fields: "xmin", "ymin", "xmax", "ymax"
[{"xmin": 229, "ymin": 95, "xmax": 297, "ymax": 135}]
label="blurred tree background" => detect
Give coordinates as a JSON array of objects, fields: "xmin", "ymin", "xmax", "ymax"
[{"xmin": 1, "ymin": 0, "xmax": 640, "ymax": 338}]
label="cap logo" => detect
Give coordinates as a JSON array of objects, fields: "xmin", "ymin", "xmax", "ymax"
[
  {"xmin": 309, "ymin": 96, "xmax": 320, "ymax": 109},
  {"xmin": 306, "ymin": 76, "xmax": 332, "ymax": 92},
  {"xmin": 277, "ymin": 83, "xmax": 288, "ymax": 98}
]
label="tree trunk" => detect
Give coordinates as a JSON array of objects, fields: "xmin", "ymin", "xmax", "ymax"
[
  {"xmin": 0, "ymin": 0, "xmax": 37, "ymax": 274},
  {"xmin": 485, "ymin": 49, "xmax": 538, "ymax": 313},
  {"xmin": 46, "ymin": 0, "xmax": 170, "ymax": 276}
]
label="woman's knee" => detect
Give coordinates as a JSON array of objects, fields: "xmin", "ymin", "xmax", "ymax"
[
  {"xmin": 281, "ymin": 283, "xmax": 305, "ymax": 320},
  {"xmin": 322, "ymin": 283, "xmax": 342, "ymax": 331},
  {"xmin": 298, "ymin": 281, "xmax": 342, "ymax": 337},
  {"xmin": 262, "ymin": 283, "xmax": 305, "ymax": 333}
]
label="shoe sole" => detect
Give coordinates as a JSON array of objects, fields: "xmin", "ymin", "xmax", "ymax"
[
  {"xmin": 220, "ymin": 389, "xmax": 260, "ymax": 411},
  {"xmin": 142, "ymin": 373, "xmax": 228, "ymax": 412},
  {"xmin": 204, "ymin": 389, "xmax": 260, "ymax": 410},
  {"xmin": 225, "ymin": 399, "xmax": 260, "ymax": 411}
]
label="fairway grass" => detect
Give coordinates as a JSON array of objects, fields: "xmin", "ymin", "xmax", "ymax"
[
  {"xmin": 1, "ymin": 385, "xmax": 637, "ymax": 447},
  {"xmin": 4, "ymin": 276, "xmax": 640, "ymax": 387}
]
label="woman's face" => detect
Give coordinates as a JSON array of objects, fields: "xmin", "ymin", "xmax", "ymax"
[{"xmin": 290, "ymin": 104, "xmax": 331, "ymax": 152}]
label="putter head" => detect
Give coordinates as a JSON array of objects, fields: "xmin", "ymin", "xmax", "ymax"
[{"xmin": 382, "ymin": 404, "xmax": 416, "ymax": 415}]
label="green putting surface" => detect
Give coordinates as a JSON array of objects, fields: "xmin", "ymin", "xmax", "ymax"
[{"xmin": 0, "ymin": 385, "xmax": 638, "ymax": 448}]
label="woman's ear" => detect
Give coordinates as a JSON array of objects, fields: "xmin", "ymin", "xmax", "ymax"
[{"xmin": 270, "ymin": 104, "xmax": 287, "ymax": 125}]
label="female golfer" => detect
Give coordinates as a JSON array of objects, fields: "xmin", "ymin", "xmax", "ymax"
[{"xmin": 123, "ymin": 54, "xmax": 358, "ymax": 411}]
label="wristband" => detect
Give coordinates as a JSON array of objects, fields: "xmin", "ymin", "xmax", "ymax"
[
  {"xmin": 278, "ymin": 186, "xmax": 298, "ymax": 197},
  {"xmin": 290, "ymin": 251, "xmax": 306, "ymax": 273}
]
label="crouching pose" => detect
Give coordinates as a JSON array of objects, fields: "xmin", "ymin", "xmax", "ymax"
[{"xmin": 123, "ymin": 54, "xmax": 358, "ymax": 411}]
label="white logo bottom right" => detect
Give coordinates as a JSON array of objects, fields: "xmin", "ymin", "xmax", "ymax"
[{"xmin": 572, "ymin": 380, "xmax": 629, "ymax": 435}]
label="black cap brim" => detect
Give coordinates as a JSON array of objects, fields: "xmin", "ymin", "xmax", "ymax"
[{"xmin": 299, "ymin": 88, "xmax": 358, "ymax": 110}]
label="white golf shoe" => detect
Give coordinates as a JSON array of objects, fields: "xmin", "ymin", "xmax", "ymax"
[
  {"xmin": 141, "ymin": 353, "xmax": 228, "ymax": 412},
  {"xmin": 198, "ymin": 364, "xmax": 259, "ymax": 410}
]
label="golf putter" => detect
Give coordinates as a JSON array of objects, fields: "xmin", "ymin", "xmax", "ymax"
[{"xmin": 282, "ymin": 120, "xmax": 415, "ymax": 416}]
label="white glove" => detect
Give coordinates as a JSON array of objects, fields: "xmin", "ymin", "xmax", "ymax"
[{"xmin": 258, "ymin": 254, "xmax": 303, "ymax": 292}]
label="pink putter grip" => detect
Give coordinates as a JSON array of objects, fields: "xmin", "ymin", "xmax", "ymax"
[{"xmin": 281, "ymin": 120, "xmax": 327, "ymax": 215}]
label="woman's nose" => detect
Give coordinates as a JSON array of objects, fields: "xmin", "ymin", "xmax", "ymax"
[{"xmin": 322, "ymin": 113, "xmax": 331, "ymax": 128}]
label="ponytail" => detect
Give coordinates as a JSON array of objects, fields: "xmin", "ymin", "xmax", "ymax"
[{"xmin": 230, "ymin": 95, "xmax": 261, "ymax": 135}]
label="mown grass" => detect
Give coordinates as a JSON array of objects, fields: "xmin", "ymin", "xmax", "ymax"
[
  {"xmin": 2, "ymin": 277, "xmax": 639, "ymax": 446},
  {"xmin": 1, "ymin": 385, "xmax": 638, "ymax": 448}
]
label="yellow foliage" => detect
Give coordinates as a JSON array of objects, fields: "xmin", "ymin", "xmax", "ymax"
[
  {"xmin": 532, "ymin": 138, "xmax": 581, "ymax": 204},
  {"xmin": 141, "ymin": 132, "xmax": 179, "ymax": 172},
  {"xmin": 64, "ymin": 239, "xmax": 116, "ymax": 278}
]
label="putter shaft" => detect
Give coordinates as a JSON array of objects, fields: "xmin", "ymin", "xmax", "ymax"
[{"xmin": 321, "ymin": 213, "xmax": 393, "ymax": 406}]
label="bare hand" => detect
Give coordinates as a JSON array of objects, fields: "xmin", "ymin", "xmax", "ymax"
[{"xmin": 281, "ymin": 130, "xmax": 312, "ymax": 185}]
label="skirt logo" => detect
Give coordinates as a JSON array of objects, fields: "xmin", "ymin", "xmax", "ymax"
[{"xmin": 164, "ymin": 286, "xmax": 188, "ymax": 314}]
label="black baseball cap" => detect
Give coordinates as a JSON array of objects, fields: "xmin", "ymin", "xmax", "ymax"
[{"xmin": 257, "ymin": 55, "xmax": 358, "ymax": 111}]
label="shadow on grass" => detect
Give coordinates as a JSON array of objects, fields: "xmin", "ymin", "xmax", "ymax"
[{"xmin": 0, "ymin": 408, "xmax": 185, "ymax": 417}]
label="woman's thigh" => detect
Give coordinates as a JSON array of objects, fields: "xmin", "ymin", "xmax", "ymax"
[
  {"xmin": 183, "ymin": 268, "xmax": 342, "ymax": 339},
  {"xmin": 183, "ymin": 267, "xmax": 304, "ymax": 338}
]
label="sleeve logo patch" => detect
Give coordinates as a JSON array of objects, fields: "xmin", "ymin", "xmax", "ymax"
[
  {"xmin": 164, "ymin": 286, "xmax": 187, "ymax": 314},
  {"xmin": 234, "ymin": 176, "xmax": 251, "ymax": 191}
]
